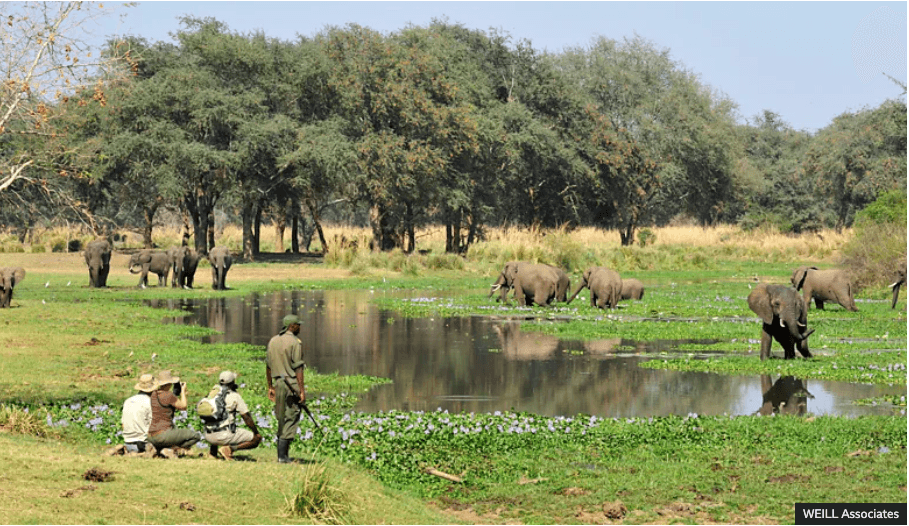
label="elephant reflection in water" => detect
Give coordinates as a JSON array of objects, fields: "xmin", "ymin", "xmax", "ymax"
[
  {"xmin": 757, "ymin": 375, "xmax": 814, "ymax": 416},
  {"xmin": 582, "ymin": 338, "xmax": 624, "ymax": 356},
  {"xmin": 492, "ymin": 322, "xmax": 559, "ymax": 360}
]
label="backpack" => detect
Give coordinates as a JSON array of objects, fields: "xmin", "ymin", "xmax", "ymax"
[{"xmin": 197, "ymin": 386, "xmax": 230, "ymax": 430}]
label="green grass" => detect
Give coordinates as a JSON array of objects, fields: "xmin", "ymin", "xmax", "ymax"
[{"xmin": 0, "ymin": 253, "xmax": 905, "ymax": 524}]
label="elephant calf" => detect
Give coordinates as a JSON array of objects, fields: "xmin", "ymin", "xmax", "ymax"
[
  {"xmin": 0, "ymin": 267, "xmax": 26, "ymax": 308},
  {"xmin": 620, "ymin": 278, "xmax": 645, "ymax": 301},
  {"xmin": 791, "ymin": 266, "xmax": 857, "ymax": 311},
  {"xmin": 747, "ymin": 284, "xmax": 814, "ymax": 360}
]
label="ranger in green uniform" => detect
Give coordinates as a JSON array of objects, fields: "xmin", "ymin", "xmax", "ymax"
[{"xmin": 266, "ymin": 314, "xmax": 306, "ymax": 463}]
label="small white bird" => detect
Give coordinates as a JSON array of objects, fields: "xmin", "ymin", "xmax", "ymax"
[
  {"xmin": 128, "ymin": 351, "xmax": 134, "ymax": 358},
  {"xmin": 41, "ymin": 299, "xmax": 46, "ymax": 304},
  {"xmin": 44, "ymin": 281, "xmax": 50, "ymax": 288},
  {"xmin": 66, "ymin": 281, "xmax": 71, "ymax": 286},
  {"xmin": 151, "ymin": 353, "xmax": 158, "ymax": 362}
]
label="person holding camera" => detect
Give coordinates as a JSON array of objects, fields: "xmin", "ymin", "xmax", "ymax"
[
  {"xmin": 121, "ymin": 373, "xmax": 157, "ymax": 454},
  {"xmin": 148, "ymin": 370, "xmax": 202, "ymax": 457},
  {"xmin": 203, "ymin": 371, "xmax": 262, "ymax": 461}
]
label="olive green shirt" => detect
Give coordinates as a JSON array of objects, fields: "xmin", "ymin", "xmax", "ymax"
[{"xmin": 266, "ymin": 331, "xmax": 305, "ymax": 391}]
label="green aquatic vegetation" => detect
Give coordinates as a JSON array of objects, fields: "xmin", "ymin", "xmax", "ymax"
[
  {"xmin": 640, "ymin": 351, "xmax": 908, "ymax": 385},
  {"xmin": 853, "ymin": 395, "xmax": 907, "ymax": 407}
]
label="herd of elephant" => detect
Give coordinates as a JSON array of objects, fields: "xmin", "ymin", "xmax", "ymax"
[
  {"xmin": 487, "ymin": 260, "xmax": 907, "ymax": 361},
  {"xmin": 0, "ymin": 240, "xmax": 235, "ymax": 309},
  {"xmin": 82, "ymin": 239, "xmax": 234, "ymax": 291}
]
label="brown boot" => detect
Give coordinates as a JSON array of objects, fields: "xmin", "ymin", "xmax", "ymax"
[{"xmin": 218, "ymin": 445, "xmax": 233, "ymax": 461}]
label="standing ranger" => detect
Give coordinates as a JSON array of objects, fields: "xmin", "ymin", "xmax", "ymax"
[{"xmin": 266, "ymin": 314, "xmax": 306, "ymax": 463}]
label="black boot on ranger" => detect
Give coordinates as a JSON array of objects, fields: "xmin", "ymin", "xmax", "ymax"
[{"xmin": 277, "ymin": 438, "xmax": 292, "ymax": 463}]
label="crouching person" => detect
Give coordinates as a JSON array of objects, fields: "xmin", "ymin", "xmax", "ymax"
[
  {"xmin": 201, "ymin": 371, "xmax": 262, "ymax": 461},
  {"xmin": 148, "ymin": 370, "xmax": 202, "ymax": 457},
  {"xmin": 121, "ymin": 373, "xmax": 157, "ymax": 455}
]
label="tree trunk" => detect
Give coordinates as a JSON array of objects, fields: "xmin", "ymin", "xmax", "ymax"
[
  {"xmin": 142, "ymin": 196, "xmax": 162, "ymax": 248},
  {"xmin": 307, "ymin": 201, "xmax": 328, "ymax": 254},
  {"xmin": 291, "ymin": 211, "xmax": 300, "ymax": 253},
  {"xmin": 181, "ymin": 209, "xmax": 192, "ymax": 247},
  {"xmin": 253, "ymin": 201, "xmax": 263, "ymax": 255},
  {"xmin": 242, "ymin": 200, "xmax": 255, "ymax": 262}
]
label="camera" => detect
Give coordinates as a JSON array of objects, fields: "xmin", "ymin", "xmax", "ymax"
[{"xmin": 173, "ymin": 382, "xmax": 182, "ymax": 396}]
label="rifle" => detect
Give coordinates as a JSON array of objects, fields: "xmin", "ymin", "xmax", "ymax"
[{"xmin": 301, "ymin": 402, "xmax": 323, "ymax": 435}]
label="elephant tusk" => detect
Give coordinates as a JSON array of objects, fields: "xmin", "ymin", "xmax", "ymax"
[
  {"xmin": 890, "ymin": 281, "xmax": 901, "ymax": 289},
  {"xmin": 796, "ymin": 328, "xmax": 815, "ymax": 341},
  {"xmin": 797, "ymin": 321, "xmax": 806, "ymax": 328},
  {"xmin": 491, "ymin": 284, "xmax": 501, "ymax": 292}
]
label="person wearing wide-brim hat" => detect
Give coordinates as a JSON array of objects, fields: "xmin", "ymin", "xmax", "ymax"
[
  {"xmin": 265, "ymin": 314, "xmax": 307, "ymax": 463},
  {"xmin": 202, "ymin": 371, "xmax": 262, "ymax": 461},
  {"xmin": 147, "ymin": 370, "xmax": 202, "ymax": 457},
  {"xmin": 121, "ymin": 373, "xmax": 159, "ymax": 454}
]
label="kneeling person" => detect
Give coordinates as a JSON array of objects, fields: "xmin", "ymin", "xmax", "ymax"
[{"xmin": 202, "ymin": 371, "xmax": 262, "ymax": 460}]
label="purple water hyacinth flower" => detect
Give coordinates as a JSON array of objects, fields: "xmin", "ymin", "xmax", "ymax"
[
  {"xmin": 46, "ymin": 414, "xmax": 53, "ymax": 426},
  {"xmin": 106, "ymin": 438, "xmax": 111, "ymax": 444},
  {"xmin": 70, "ymin": 403, "xmax": 81, "ymax": 411}
]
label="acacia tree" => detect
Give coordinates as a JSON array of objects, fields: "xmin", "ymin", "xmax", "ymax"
[
  {"xmin": 322, "ymin": 24, "xmax": 481, "ymax": 252},
  {"xmin": 803, "ymin": 99, "xmax": 907, "ymax": 231},
  {"xmin": 558, "ymin": 36, "xmax": 740, "ymax": 243},
  {"xmin": 0, "ymin": 1, "xmax": 126, "ymax": 231}
]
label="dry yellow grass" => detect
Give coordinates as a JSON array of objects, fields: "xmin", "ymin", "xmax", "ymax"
[{"xmin": 2, "ymin": 222, "xmax": 852, "ymax": 265}]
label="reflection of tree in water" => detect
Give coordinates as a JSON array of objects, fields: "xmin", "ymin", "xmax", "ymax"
[{"xmin": 757, "ymin": 375, "xmax": 813, "ymax": 416}]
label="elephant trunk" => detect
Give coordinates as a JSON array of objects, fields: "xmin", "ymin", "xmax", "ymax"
[
  {"xmin": 566, "ymin": 283, "xmax": 586, "ymax": 305},
  {"xmin": 890, "ymin": 280, "xmax": 903, "ymax": 309}
]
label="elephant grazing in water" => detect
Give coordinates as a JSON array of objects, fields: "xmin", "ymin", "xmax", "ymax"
[
  {"xmin": 620, "ymin": 278, "xmax": 645, "ymax": 300},
  {"xmin": 0, "ymin": 267, "xmax": 26, "ymax": 308},
  {"xmin": 567, "ymin": 266, "xmax": 622, "ymax": 309},
  {"xmin": 489, "ymin": 261, "xmax": 560, "ymax": 307},
  {"xmin": 790, "ymin": 266, "xmax": 857, "ymax": 311},
  {"xmin": 489, "ymin": 261, "xmax": 570, "ymax": 304},
  {"xmin": 747, "ymin": 284, "xmax": 814, "ymax": 360},
  {"xmin": 84, "ymin": 239, "xmax": 112, "ymax": 288},
  {"xmin": 208, "ymin": 246, "xmax": 233, "ymax": 290},
  {"xmin": 128, "ymin": 249, "xmax": 170, "ymax": 288}
]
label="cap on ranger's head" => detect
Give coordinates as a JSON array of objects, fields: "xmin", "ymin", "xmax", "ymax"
[
  {"xmin": 282, "ymin": 314, "xmax": 300, "ymax": 328},
  {"xmin": 219, "ymin": 370, "xmax": 238, "ymax": 385}
]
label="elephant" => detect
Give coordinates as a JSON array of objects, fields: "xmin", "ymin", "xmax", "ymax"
[
  {"xmin": 166, "ymin": 246, "xmax": 201, "ymax": 289},
  {"xmin": 890, "ymin": 267, "xmax": 906, "ymax": 310},
  {"xmin": 84, "ymin": 239, "xmax": 112, "ymax": 288},
  {"xmin": 790, "ymin": 266, "xmax": 857, "ymax": 311},
  {"xmin": 128, "ymin": 249, "xmax": 171, "ymax": 288},
  {"xmin": 747, "ymin": 283, "xmax": 814, "ymax": 360},
  {"xmin": 620, "ymin": 278, "xmax": 645, "ymax": 301},
  {"xmin": 567, "ymin": 266, "xmax": 622, "ymax": 309},
  {"xmin": 756, "ymin": 375, "xmax": 814, "ymax": 416},
  {"xmin": 0, "ymin": 267, "xmax": 26, "ymax": 308},
  {"xmin": 489, "ymin": 262, "xmax": 569, "ymax": 304},
  {"xmin": 208, "ymin": 245, "xmax": 233, "ymax": 290}
]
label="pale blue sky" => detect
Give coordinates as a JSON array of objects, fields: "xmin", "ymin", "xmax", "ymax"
[{"xmin": 97, "ymin": 1, "xmax": 908, "ymax": 133}]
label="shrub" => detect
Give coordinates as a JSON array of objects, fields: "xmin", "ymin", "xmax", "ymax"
[
  {"xmin": 30, "ymin": 244, "xmax": 46, "ymax": 253},
  {"xmin": 0, "ymin": 405, "xmax": 55, "ymax": 438},
  {"xmin": 842, "ymin": 190, "xmax": 907, "ymax": 292}
]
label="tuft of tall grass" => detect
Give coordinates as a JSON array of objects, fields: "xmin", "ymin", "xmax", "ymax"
[
  {"xmin": 0, "ymin": 405, "xmax": 54, "ymax": 438},
  {"xmin": 286, "ymin": 461, "xmax": 354, "ymax": 524}
]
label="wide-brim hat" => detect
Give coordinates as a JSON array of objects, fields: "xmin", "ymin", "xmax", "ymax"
[
  {"xmin": 157, "ymin": 370, "xmax": 180, "ymax": 385},
  {"xmin": 219, "ymin": 370, "xmax": 238, "ymax": 385},
  {"xmin": 134, "ymin": 374, "xmax": 158, "ymax": 393}
]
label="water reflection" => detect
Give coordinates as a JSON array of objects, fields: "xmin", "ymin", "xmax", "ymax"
[{"xmin": 148, "ymin": 290, "xmax": 904, "ymax": 418}]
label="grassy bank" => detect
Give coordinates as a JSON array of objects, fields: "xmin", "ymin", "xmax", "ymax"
[{"xmin": 0, "ymin": 237, "xmax": 906, "ymax": 524}]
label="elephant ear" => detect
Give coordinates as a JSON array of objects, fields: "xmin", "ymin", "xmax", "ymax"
[
  {"xmin": 12, "ymin": 267, "xmax": 25, "ymax": 284},
  {"xmin": 747, "ymin": 286, "xmax": 774, "ymax": 325},
  {"xmin": 793, "ymin": 268, "xmax": 810, "ymax": 291}
]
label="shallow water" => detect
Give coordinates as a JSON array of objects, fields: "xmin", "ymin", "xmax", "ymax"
[{"xmin": 150, "ymin": 290, "xmax": 905, "ymax": 418}]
